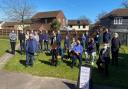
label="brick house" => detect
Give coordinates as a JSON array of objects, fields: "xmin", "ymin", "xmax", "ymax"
[{"xmin": 31, "ymin": 10, "xmax": 67, "ymax": 31}]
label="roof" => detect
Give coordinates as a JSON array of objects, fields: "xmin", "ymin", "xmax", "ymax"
[
  {"xmin": 2, "ymin": 22, "xmax": 18, "ymax": 27},
  {"xmin": 32, "ymin": 10, "xmax": 64, "ymax": 19},
  {"xmin": 68, "ymin": 20, "xmax": 89, "ymax": 25},
  {"xmin": 0, "ymin": 21, "xmax": 3, "ymax": 24},
  {"xmin": 18, "ymin": 19, "xmax": 32, "ymax": 24},
  {"xmin": 101, "ymin": 8, "xmax": 128, "ymax": 19}
]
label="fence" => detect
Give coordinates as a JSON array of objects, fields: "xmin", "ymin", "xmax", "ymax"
[{"xmin": 0, "ymin": 29, "xmax": 19, "ymax": 39}]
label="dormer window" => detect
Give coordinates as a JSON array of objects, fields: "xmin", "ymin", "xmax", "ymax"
[{"xmin": 114, "ymin": 17, "xmax": 123, "ymax": 25}]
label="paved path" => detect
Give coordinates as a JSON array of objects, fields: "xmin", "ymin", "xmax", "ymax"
[
  {"xmin": 0, "ymin": 44, "xmax": 20, "ymax": 69},
  {"xmin": 0, "ymin": 71, "xmax": 77, "ymax": 89},
  {"xmin": 0, "ymin": 70, "xmax": 124, "ymax": 89}
]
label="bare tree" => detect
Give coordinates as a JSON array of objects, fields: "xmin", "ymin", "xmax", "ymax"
[
  {"xmin": 122, "ymin": 0, "xmax": 128, "ymax": 8},
  {"xmin": 96, "ymin": 11, "xmax": 107, "ymax": 21},
  {"xmin": 0, "ymin": 0, "xmax": 36, "ymax": 30},
  {"xmin": 78, "ymin": 16, "xmax": 92, "ymax": 24}
]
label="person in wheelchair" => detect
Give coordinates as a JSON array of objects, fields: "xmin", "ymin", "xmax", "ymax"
[
  {"xmin": 96, "ymin": 44, "xmax": 110, "ymax": 76},
  {"xmin": 85, "ymin": 38, "xmax": 96, "ymax": 65}
]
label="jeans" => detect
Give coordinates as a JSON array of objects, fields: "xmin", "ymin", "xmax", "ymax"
[
  {"xmin": 51, "ymin": 49, "xmax": 57, "ymax": 66},
  {"xmin": 57, "ymin": 47, "xmax": 64, "ymax": 60},
  {"xmin": 44, "ymin": 40, "xmax": 48, "ymax": 51},
  {"xmin": 71, "ymin": 54, "xmax": 82, "ymax": 68},
  {"xmin": 20, "ymin": 40, "xmax": 25, "ymax": 53},
  {"xmin": 26, "ymin": 53, "xmax": 34, "ymax": 66},
  {"xmin": 10, "ymin": 42, "xmax": 16, "ymax": 54},
  {"xmin": 82, "ymin": 40, "xmax": 86, "ymax": 50},
  {"xmin": 112, "ymin": 49, "xmax": 119, "ymax": 65},
  {"xmin": 96, "ymin": 43, "xmax": 100, "ymax": 54},
  {"xmin": 39, "ymin": 40, "xmax": 43, "ymax": 50}
]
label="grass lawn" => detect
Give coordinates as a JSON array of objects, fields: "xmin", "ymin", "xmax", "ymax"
[
  {"xmin": 3, "ymin": 44, "xmax": 128, "ymax": 89},
  {"xmin": 0, "ymin": 39, "xmax": 10, "ymax": 57}
]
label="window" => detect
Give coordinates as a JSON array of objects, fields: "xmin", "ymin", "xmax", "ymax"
[
  {"xmin": 114, "ymin": 17, "xmax": 123, "ymax": 25},
  {"xmin": 83, "ymin": 25, "xmax": 85, "ymax": 28},
  {"xmin": 45, "ymin": 19, "xmax": 47, "ymax": 24},
  {"xmin": 78, "ymin": 25, "xmax": 80, "ymax": 29}
]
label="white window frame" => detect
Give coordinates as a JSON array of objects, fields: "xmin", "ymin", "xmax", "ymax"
[{"xmin": 114, "ymin": 17, "xmax": 123, "ymax": 25}]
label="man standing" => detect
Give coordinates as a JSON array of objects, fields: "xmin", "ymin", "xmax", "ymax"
[
  {"xmin": 25, "ymin": 33, "xmax": 38, "ymax": 67},
  {"xmin": 103, "ymin": 28, "xmax": 111, "ymax": 47},
  {"xmin": 111, "ymin": 33, "xmax": 121, "ymax": 66},
  {"xmin": 71, "ymin": 40, "xmax": 83, "ymax": 68},
  {"xmin": 44, "ymin": 30, "xmax": 49, "ymax": 51},
  {"xmin": 81, "ymin": 33, "xmax": 86, "ymax": 50},
  {"xmin": 9, "ymin": 30, "xmax": 17, "ymax": 54},
  {"xmin": 94, "ymin": 32, "xmax": 100, "ymax": 54},
  {"xmin": 56, "ymin": 30, "xmax": 62, "ymax": 46},
  {"xmin": 18, "ymin": 30, "xmax": 25, "ymax": 54},
  {"xmin": 39, "ymin": 30, "xmax": 44, "ymax": 51}
]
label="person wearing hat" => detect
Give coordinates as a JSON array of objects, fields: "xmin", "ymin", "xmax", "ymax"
[
  {"xmin": 111, "ymin": 33, "xmax": 121, "ymax": 66},
  {"xmin": 25, "ymin": 33, "xmax": 38, "ymax": 67},
  {"xmin": 9, "ymin": 30, "xmax": 17, "ymax": 54},
  {"xmin": 96, "ymin": 43, "xmax": 110, "ymax": 76},
  {"xmin": 71, "ymin": 40, "xmax": 83, "ymax": 68}
]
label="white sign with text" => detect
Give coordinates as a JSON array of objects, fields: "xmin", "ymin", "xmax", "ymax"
[{"xmin": 79, "ymin": 66, "xmax": 90, "ymax": 89}]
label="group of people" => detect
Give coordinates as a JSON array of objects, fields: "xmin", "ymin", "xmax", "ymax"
[{"xmin": 9, "ymin": 28, "xmax": 121, "ymax": 76}]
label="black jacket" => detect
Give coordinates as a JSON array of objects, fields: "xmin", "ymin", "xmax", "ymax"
[
  {"xmin": 18, "ymin": 33, "xmax": 25, "ymax": 41},
  {"xmin": 111, "ymin": 37, "xmax": 121, "ymax": 52},
  {"xmin": 99, "ymin": 48, "xmax": 110, "ymax": 63}
]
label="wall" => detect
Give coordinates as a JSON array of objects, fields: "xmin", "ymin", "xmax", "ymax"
[{"xmin": 68, "ymin": 25, "xmax": 89, "ymax": 31}]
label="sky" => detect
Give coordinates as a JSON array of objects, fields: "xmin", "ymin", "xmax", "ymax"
[
  {"xmin": 32, "ymin": 0, "xmax": 124, "ymax": 23},
  {"xmin": 0, "ymin": 0, "xmax": 125, "ymax": 23}
]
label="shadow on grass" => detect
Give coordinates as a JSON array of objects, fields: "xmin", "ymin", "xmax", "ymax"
[
  {"xmin": 19, "ymin": 60, "xmax": 26, "ymax": 67},
  {"xmin": 63, "ymin": 59, "xmax": 72, "ymax": 67},
  {"xmin": 15, "ymin": 50, "xmax": 21, "ymax": 54},
  {"xmin": 39, "ymin": 60, "xmax": 51, "ymax": 66},
  {"xmin": 91, "ymin": 52, "xmax": 128, "ymax": 89},
  {"xmin": 45, "ymin": 52, "xmax": 51, "ymax": 56},
  {"xmin": 63, "ymin": 81, "xmax": 76, "ymax": 89},
  {"xmin": 5, "ymin": 49, "xmax": 12, "ymax": 54}
]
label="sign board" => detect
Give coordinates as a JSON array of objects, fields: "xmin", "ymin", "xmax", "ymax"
[{"xmin": 79, "ymin": 66, "xmax": 90, "ymax": 89}]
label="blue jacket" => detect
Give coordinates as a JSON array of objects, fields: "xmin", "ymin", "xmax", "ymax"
[
  {"xmin": 56, "ymin": 34, "xmax": 62, "ymax": 42},
  {"xmin": 39, "ymin": 33, "xmax": 44, "ymax": 41},
  {"xmin": 73, "ymin": 44, "xmax": 83, "ymax": 55},
  {"xmin": 87, "ymin": 42, "xmax": 95, "ymax": 54},
  {"xmin": 95, "ymin": 35, "xmax": 100, "ymax": 44},
  {"xmin": 44, "ymin": 33, "xmax": 49, "ymax": 41},
  {"xmin": 103, "ymin": 32, "xmax": 111, "ymax": 43},
  {"xmin": 26, "ymin": 38, "xmax": 38, "ymax": 54}
]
